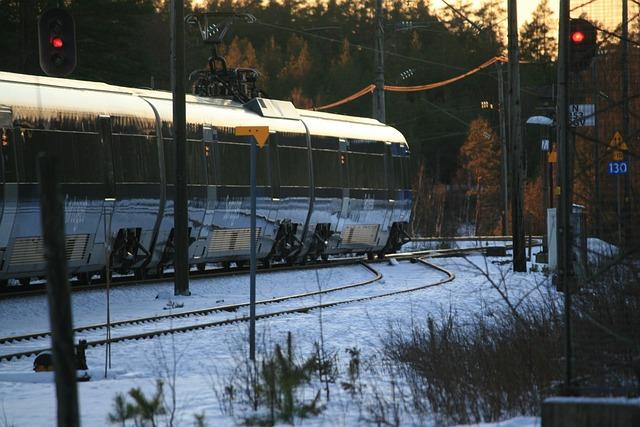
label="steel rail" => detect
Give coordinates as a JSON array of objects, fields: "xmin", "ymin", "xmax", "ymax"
[
  {"xmin": 0, "ymin": 262, "xmax": 381, "ymax": 348},
  {"xmin": 0, "ymin": 257, "xmax": 368, "ymax": 300},
  {"xmin": 0, "ymin": 258, "xmax": 453, "ymax": 363},
  {"xmin": 0, "ymin": 244, "xmax": 511, "ymax": 347}
]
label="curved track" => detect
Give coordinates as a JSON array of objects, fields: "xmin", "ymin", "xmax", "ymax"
[
  {"xmin": 0, "ymin": 258, "xmax": 367, "ymax": 300},
  {"xmin": 0, "ymin": 258, "xmax": 454, "ymax": 363}
]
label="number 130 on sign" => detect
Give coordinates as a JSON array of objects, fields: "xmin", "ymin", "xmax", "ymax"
[{"xmin": 608, "ymin": 161, "xmax": 628, "ymax": 175}]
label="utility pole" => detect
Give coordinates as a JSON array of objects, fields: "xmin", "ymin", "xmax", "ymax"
[
  {"xmin": 39, "ymin": 155, "xmax": 80, "ymax": 427},
  {"xmin": 497, "ymin": 63, "xmax": 509, "ymax": 236},
  {"xmin": 557, "ymin": 0, "xmax": 573, "ymax": 392},
  {"xmin": 507, "ymin": 0, "xmax": 526, "ymax": 271},
  {"xmin": 171, "ymin": 0, "xmax": 190, "ymax": 296},
  {"xmin": 591, "ymin": 60, "xmax": 600, "ymax": 237},
  {"xmin": 621, "ymin": 0, "xmax": 631, "ymax": 247},
  {"xmin": 373, "ymin": 0, "xmax": 385, "ymax": 123}
]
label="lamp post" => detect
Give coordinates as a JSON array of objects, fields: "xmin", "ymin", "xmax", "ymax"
[{"xmin": 526, "ymin": 115, "xmax": 554, "ymax": 261}]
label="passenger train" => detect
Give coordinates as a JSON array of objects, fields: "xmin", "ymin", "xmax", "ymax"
[{"xmin": 0, "ymin": 72, "xmax": 412, "ymax": 286}]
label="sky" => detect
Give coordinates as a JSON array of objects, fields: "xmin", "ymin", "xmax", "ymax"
[
  {"xmin": 433, "ymin": 0, "xmax": 555, "ymax": 28},
  {"xmin": 190, "ymin": 1, "xmax": 556, "ymax": 29}
]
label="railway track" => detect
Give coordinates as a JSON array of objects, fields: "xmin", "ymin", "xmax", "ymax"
[
  {"xmin": 0, "ymin": 257, "xmax": 369, "ymax": 300},
  {"xmin": 0, "ymin": 242, "xmax": 515, "ymax": 300},
  {"xmin": 0, "ymin": 257, "xmax": 455, "ymax": 364}
]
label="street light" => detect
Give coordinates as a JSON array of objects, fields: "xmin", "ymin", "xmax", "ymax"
[{"xmin": 526, "ymin": 115, "xmax": 555, "ymax": 263}]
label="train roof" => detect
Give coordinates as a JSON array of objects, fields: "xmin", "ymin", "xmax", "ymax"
[{"xmin": 0, "ymin": 72, "xmax": 407, "ymax": 145}]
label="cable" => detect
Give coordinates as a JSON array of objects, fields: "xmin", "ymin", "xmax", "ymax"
[
  {"xmin": 314, "ymin": 56, "xmax": 505, "ymax": 111},
  {"xmin": 255, "ymin": 20, "xmax": 486, "ymax": 73}
]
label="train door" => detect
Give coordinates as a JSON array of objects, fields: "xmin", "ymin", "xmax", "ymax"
[
  {"xmin": 0, "ymin": 107, "xmax": 15, "ymax": 248},
  {"xmin": 337, "ymin": 138, "xmax": 349, "ymax": 228},
  {"xmin": 98, "ymin": 115, "xmax": 116, "ymax": 198}
]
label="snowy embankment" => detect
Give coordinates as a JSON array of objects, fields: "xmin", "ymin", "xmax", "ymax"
[{"xmin": 0, "ymin": 247, "xmax": 551, "ymax": 426}]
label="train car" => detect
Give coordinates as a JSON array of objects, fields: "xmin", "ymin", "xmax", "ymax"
[{"xmin": 0, "ymin": 72, "xmax": 411, "ymax": 285}]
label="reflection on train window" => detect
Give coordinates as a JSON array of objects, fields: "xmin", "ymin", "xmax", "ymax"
[
  {"xmin": 216, "ymin": 141, "xmax": 269, "ymax": 186},
  {"xmin": 112, "ymin": 134, "xmax": 159, "ymax": 183},
  {"xmin": 164, "ymin": 139, "xmax": 210, "ymax": 185},
  {"xmin": 1, "ymin": 129, "xmax": 17, "ymax": 183},
  {"xmin": 278, "ymin": 133, "xmax": 307, "ymax": 148},
  {"xmin": 312, "ymin": 150, "xmax": 341, "ymax": 188},
  {"xmin": 278, "ymin": 146, "xmax": 308, "ymax": 187},
  {"xmin": 393, "ymin": 157, "xmax": 410, "ymax": 190},
  {"xmin": 187, "ymin": 139, "xmax": 207, "ymax": 185},
  {"xmin": 21, "ymin": 129, "xmax": 102, "ymax": 183},
  {"xmin": 348, "ymin": 139, "xmax": 385, "ymax": 154},
  {"xmin": 348, "ymin": 152, "xmax": 385, "ymax": 189}
]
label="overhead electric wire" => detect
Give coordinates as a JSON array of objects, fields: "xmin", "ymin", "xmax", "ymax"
[
  {"xmin": 255, "ymin": 20, "xmax": 484, "ymax": 73},
  {"xmin": 314, "ymin": 56, "xmax": 506, "ymax": 111}
]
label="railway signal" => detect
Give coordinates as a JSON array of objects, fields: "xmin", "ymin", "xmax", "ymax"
[
  {"xmin": 569, "ymin": 18, "xmax": 597, "ymax": 73},
  {"xmin": 38, "ymin": 8, "xmax": 77, "ymax": 77}
]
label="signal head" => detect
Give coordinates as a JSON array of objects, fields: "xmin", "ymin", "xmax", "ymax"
[
  {"xmin": 569, "ymin": 18, "xmax": 597, "ymax": 73},
  {"xmin": 38, "ymin": 8, "xmax": 76, "ymax": 77}
]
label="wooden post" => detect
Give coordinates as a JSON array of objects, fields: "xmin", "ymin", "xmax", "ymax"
[
  {"xmin": 171, "ymin": 0, "xmax": 190, "ymax": 296},
  {"xmin": 38, "ymin": 154, "xmax": 80, "ymax": 427},
  {"xmin": 507, "ymin": 0, "xmax": 526, "ymax": 272}
]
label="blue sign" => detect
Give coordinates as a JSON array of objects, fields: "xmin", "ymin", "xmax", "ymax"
[{"xmin": 608, "ymin": 161, "xmax": 629, "ymax": 175}]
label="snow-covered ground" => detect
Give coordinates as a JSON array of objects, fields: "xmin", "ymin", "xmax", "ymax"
[{"xmin": 0, "ymin": 250, "xmax": 551, "ymax": 426}]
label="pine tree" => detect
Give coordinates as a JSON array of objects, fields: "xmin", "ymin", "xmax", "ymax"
[{"xmin": 519, "ymin": 0, "xmax": 557, "ymax": 63}]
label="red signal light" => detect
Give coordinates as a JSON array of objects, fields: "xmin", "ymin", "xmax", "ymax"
[
  {"xmin": 571, "ymin": 31, "xmax": 585, "ymax": 44},
  {"xmin": 51, "ymin": 36, "xmax": 64, "ymax": 48}
]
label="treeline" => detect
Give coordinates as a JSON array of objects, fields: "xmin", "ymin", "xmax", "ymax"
[{"xmin": 1, "ymin": 0, "xmax": 563, "ymax": 235}]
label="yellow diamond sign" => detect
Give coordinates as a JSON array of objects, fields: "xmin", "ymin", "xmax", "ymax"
[{"xmin": 609, "ymin": 131, "xmax": 623, "ymax": 148}]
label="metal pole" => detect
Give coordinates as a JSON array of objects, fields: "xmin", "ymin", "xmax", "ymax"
[
  {"xmin": 558, "ymin": 0, "xmax": 573, "ymax": 392},
  {"xmin": 103, "ymin": 199, "xmax": 114, "ymax": 377},
  {"xmin": 38, "ymin": 154, "xmax": 80, "ymax": 427},
  {"xmin": 171, "ymin": 0, "xmax": 190, "ymax": 296},
  {"xmin": 542, "ymin": 133, "xmax": 549, "ymax": 255},
  {"xmin": 497, "ymin": 63, "xmax": 509, "ymax": 236},
  {"xmin": 373, "ymin": 0, "xmax": 385, "ymax": 123},
  {"xmin": 507, "ymin": 0, "xmax": 526, "ymax": 271},
  {"xmin": 249, "ymin": 137, "xmax": 257, "ymax": 361}
]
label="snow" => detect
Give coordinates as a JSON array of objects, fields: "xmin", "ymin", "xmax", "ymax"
[{"xmin": 0, "ymin": 251, "xmax": 553, "ymax": 426}]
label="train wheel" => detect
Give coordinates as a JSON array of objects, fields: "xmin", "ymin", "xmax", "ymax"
[
  {"xmin": 134, "ymin": 269, "xmax": 147, "ymax": 281},
  {"xmin": 377, "ymin": 252, "xmax": 386, "ymax": 260},
  {"xmin": 19, "ymin": 277, "xmax": 30, "ymax": 286},
  {"xmin": 367, "ymin": 252, "xmax": 375, "ymax": 261},
  {"xmin": 77, "ymin": 272, "xmax": 93, "ymax": 286},
  {"xmin": 235, "ymin": 260, "xmax": 246, "ymax": 268},
  {"xmin": 0, "ymin": 279, "xmax": 7, "ymax": 289},
  {"xmin": 221, "ymin": 261, "xmax": 231, "ymax": 270},
  {"xmin": 321, "ymin": 254, "xmax": 329, "ymax": 262},
  {"xmin": 99, "ymin": 269, "xmax": 112, "ymax": 282},
  {"xmin": 262, "ymin": 258, "xmax": 272, "ymax": 269},
  {"xmin": 197, "ymin": 263, "xmax": 206, "ymax": 272}
]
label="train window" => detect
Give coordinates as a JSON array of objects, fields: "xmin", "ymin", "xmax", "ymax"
[
  {"xmin": 112, "ymin": 116, "xmax": 155, "ymax": 135},
  {"xmin": 217, "ymin": 141, "xmax": 269, "ymax": 186},
  {"xmin": 268, "ymin": 135, "xmax": 280, "ymax": 198},
  {"xmin": 278, "ymin": 146, "xmax": 308, "ymax": 187},
  {"xmin": 348, "ymin": 152, "xmax": 385, "ymax": 190},
  {"xmin": 312, "ymin": 149, "xmax": 341, "ymax": 188},
  {"xmin": 278, "ymin": 133, "xmax": 307, "ymax": 148},
  {"xmin": 20, "ymin": 129, "xmax": 102, "ymax": 183},
  {"xmin": 112, "ymin": 134, "xmax": 159, "ymax": 183},
  {"xmin": 393, "ymin": 157, "xmax": 411, "ymax": 190},
  {"xmin": 310, "ymin": 135, "xmax": 339, "ymax": 150},
  {"xmin": 186, "ymin": 139, "xmax": 207, "ymax": 185},
  {"xmin": 347, "ymin": 139, "xmax": 385, "ymax": 154},
  {"xmin": 1, "ymin": 129, "xmax": 17, "ymax": 183}
]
